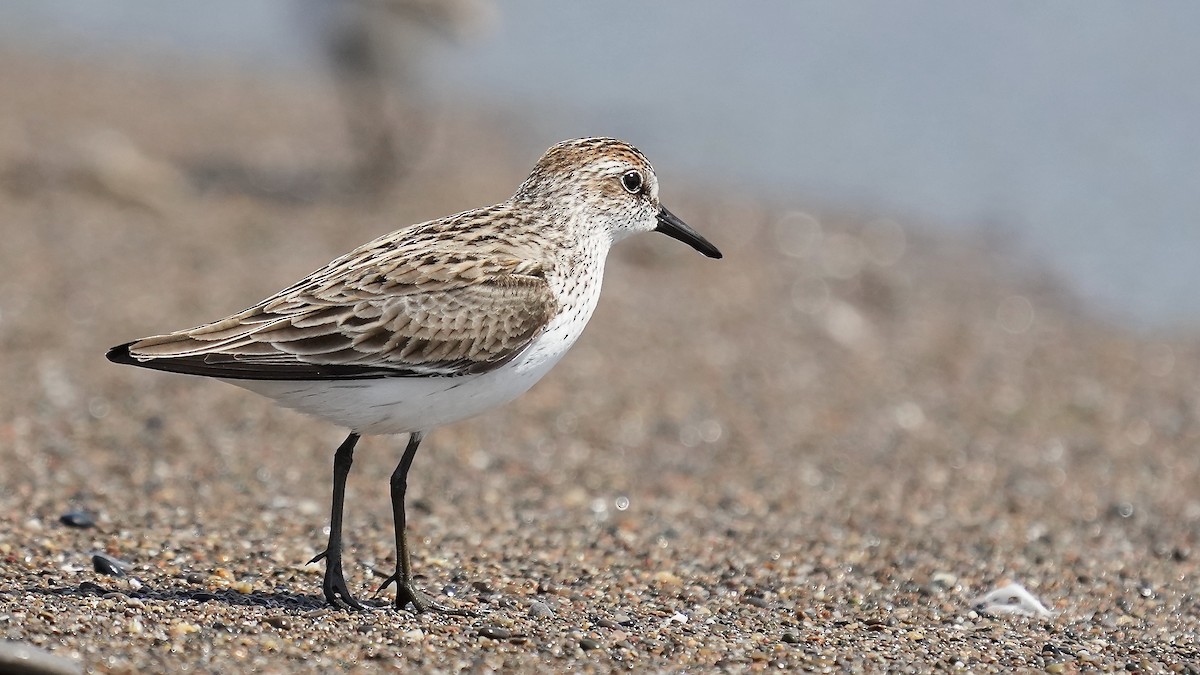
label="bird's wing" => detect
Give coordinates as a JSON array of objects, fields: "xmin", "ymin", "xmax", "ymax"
[{"xmin": 108, "ymin": 243, "xmax": 558, "ymax": 380}]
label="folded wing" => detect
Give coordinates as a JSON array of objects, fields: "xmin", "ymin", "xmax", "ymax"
[{"xmin": 108, "ymin": 248, "xmax": 558, "ymax": 380}]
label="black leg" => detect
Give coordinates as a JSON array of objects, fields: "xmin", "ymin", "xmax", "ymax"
[
  {"xmin": 308, "ymin": 432, "xmax": 366, "ymax": 609},
  {"xmin": 377, "ymin": 431, "xmax": 466, "ymax": 614}
]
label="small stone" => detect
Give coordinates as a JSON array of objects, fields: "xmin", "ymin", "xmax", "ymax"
[
  {"xmin": 169, "ymin": 622, "xmax": 200, "ymax": 637},
  {"xmin": 528, "ymin": 601, "xmax": 554, "ymax": 619},
  {"xmin": 92, "ymin": 553, "xmax": 129, "ymax": 577},
  {"xmin": 264, "ymin": 616, "xmax": 289, "ymax": 630},
  {"xmin": 59, "ymin": 512, "xmax": 95, "ymax": 529},
  {"xmin": 781, "ymin": 632, "xmax": 801, "ymax": 644},
  {"xmin": 78, "ymin": 581, "xmax": 106, "ymax": 595},
  {"xmin": 0, "ymin": 640, "xmax": 83, "ymax": 675},
  {"xmin": 652, "ymin": 571, "xmax": 682, "ymax": 586},
  {"xmin": 233, "ymin": 581, "xmax": 253, "ymax": 594},
  {"xmin": 931, "ymin": 571, "xmax": 958, "ymax": 588},
  {"xmin": 1045, "ymin": 663, "xmax": 1065, "ymax": 673},
  {"xmin": 477, "ymin": 626, "xmax": 512, "ymax": 640},
  {"xmin": 579, "ymin": 637, "xmax": 602, "ymax": 651},
  {"xmin": 596, "ymin": 618, "xmax": 620, "ymax": 629}
]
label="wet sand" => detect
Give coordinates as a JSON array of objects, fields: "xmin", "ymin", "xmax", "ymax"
[{"xmin": 1, "ymin": 52, "xmax": 1198, "ymax": 672}]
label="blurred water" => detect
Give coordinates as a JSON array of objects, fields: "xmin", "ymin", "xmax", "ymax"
[{"xmin": 4, "ymin": 1, "xmax": 1199, "ymax": 329}]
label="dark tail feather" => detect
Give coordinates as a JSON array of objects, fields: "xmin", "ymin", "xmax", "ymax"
[{"xmin": 105, "ymin": 342, "xmax": 140, "ymax": 366}]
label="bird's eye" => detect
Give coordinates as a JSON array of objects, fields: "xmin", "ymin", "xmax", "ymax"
[{"xmin": 620, "ymin": 170, "xmax": 643, "ymax": 195}]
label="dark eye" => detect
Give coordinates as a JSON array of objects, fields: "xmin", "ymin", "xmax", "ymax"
[{"xmin": 620, "ymin": 170, "xmax": 643, "ymax": 194}]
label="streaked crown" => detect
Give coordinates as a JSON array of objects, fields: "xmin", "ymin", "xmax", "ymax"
[{"xmin": 515, "ymin": 137, "xmax": 663, "ymax": 244}]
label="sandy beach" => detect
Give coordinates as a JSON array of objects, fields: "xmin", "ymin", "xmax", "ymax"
[{"xmin": 1, "ymin": 52, "xmax": 1198, "ymax": 672}]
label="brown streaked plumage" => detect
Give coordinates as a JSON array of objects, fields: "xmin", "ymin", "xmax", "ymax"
[
  {"xmin": 113, "ymin": 213, "xmax": 559, "ymax": 379},
  {"xmin": 106, "ymin": 137, "xmax": 721, "ymax": 613}
]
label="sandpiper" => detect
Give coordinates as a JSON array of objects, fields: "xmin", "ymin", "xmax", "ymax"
[{"xmin": 107, "ymin": 137, "xmax": 722, "ymax": 612}]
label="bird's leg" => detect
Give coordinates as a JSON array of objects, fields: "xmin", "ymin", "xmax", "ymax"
[
  {"xmin": 308, "ymin": 432, "xmax": 366, "ymax": 610},
  {"xmin": 376, "ymin": 431, "xmax": 466, "ymax": 614}
]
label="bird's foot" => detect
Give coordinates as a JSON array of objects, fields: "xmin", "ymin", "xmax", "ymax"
[
  {"xmin": 375, "ymin": 572, "xmax": 471, "ymax": 615},
  {"xmin": 309, "ymin": 550, "xmax": 366, "ymax": 610}
]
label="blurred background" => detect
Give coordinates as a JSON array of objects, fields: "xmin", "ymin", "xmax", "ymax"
[
  {"xmin": 3, "ymin": 0, "xmax": 1199, "ymax": 329},
  {"xmin": 5, "ymin": 4, "xmax": 1200, "ymax": 668}
]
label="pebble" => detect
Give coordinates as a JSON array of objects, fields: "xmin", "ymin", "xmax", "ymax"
[
  {"xmin": 58, "ymin": 512, "xmax": 94, "ymax": 529},
  {"xmin": 91, "ymin": 553, "xmax": 129, "ymax": 577},
  {"xmin": 477, "ymin": 626, "xmax": 512, "ymax": 640},
  {"xmin": 528, "ymin": 601, "xmax": 554, "ymax": 619},
  {"xmin": 0, "ymin": 641, "xmax": 83, "ymax": 675},
  {"xmin": 579, "ymin": 637, "xmax": 602, "ymax": 651},
  {"xmin": 169, "ymin": 622, "xmax": 200, "ymax": 637},
  {"xmin": 77, "ymin": 581, "xmax": 106, "ymax": 595}
]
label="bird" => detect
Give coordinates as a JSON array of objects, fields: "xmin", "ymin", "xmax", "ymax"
[{"xmin": 106, "ymin": 137, "xmax": 722, "ymax": 612}]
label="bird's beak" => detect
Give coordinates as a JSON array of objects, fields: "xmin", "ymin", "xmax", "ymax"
[{"xmin": 655, "ymin": 205, "xmax": 722, "ymax": 259}]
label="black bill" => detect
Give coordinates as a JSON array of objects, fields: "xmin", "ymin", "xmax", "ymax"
[{"xmin": 655, "ymin": 206, "xmax": 723, "ymax": 259}]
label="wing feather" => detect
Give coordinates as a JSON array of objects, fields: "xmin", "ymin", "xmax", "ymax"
[{"xmin": 111, "ymin": 229, "xmax": 559, "ymax": 380}]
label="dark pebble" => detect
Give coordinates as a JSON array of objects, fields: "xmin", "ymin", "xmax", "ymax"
[
  {"xmin": 77, "ymin": 581, "xmax": 106, "ymax": 595},
  {"xmin": 579, "ymin": 637, "xmax": 602, "ymax": 651},
  {"xmin": 184, "ymin": 572, "xmax": 206, "ymax": 585},
  {"xmin": 58, "ymin": 512, "xmax": 95, "ymax": 529},
  {"xmin": 191, "ymin": 592, "xmax": 218, "ymax": 603},
  {"xmin": 0, "ymin": 640, "xmax": 83, "ymax": 675},
  {"xmin": 596, "ymin": 618, "xmax": 620, "ymax": 629},
  {"xmin": 264, "ymin": 616, "xmax": 290, "ymax": 630},
  {"xmin": 91, "ymin": 553, "xmax": 129, "ymax": 577},
  {"xmin": 472, "ymin": 581, "xmax": 495, "ymax": 595},
  {"xmin": 781, "ymin": 632, "xmax": 801, "ymax": 644},
  {"xmin": 477, "ymin": 626, "xmax": 512, "ymax": 640}
]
